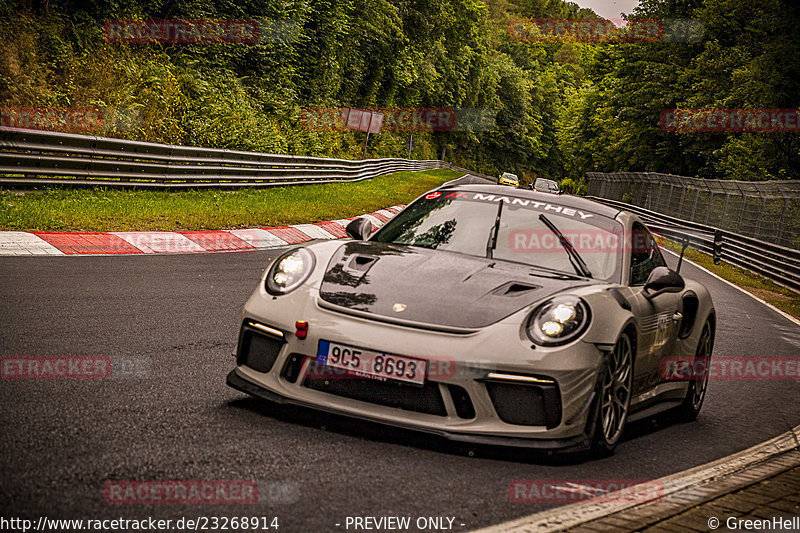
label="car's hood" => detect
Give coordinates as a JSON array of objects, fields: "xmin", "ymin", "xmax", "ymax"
[{"xmin": 318, "ymin": 241, "xmax": 592, "ymax": 329}]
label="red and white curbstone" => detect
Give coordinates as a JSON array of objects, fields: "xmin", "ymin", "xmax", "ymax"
[{"xmin": 0, "ymin": 205, "xmax": 405, "ymax": 256}]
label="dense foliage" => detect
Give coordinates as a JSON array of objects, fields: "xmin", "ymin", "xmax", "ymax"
[
  {"xmin": 1, "ymin": 0, "xmax": 797, "ymax": 185},
  {"xmin": 562, "ymin": 0, "xmax": 800, "ymax": 181}
]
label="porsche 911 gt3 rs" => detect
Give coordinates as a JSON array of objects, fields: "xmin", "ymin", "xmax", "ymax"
[{"xmin": 227, "ymin": 175, "xmax": 715, "ymax": 456}]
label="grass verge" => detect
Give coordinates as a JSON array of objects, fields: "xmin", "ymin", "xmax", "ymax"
[
  {"xmin": 0, "ymin": 169, "xmax": 462, "ymax": 232},
  {"xmin": 660, "ymin": 238, "xmax": 800, "ymax": 321}
]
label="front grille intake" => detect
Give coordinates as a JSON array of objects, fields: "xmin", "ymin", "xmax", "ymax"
[
  {"xmin": 236, "ymin": 321, "xmax": 285, "ymax": 373},
  {"xmin": 482, "ymin": 378, "xmax": 562, "ymax": 428},
  {"xmin": 303, "ymin": 360, "xmax": 447, "ymax": 416}
]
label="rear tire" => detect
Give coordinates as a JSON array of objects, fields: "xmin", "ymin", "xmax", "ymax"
[
  {"xmin": 676, "ymin": 320, "xmax": 713, "ymax": 421},
  {"xmin": 588, "ymin": 331, "xmax": 633, "ymax": 457}
]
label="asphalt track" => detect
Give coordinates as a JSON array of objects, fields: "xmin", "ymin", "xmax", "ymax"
[{"xmin": 1, "ymin": 248, "xmax": 799, "ymax": 531}]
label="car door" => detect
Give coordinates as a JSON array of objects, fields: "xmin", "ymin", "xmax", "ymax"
[{"xmin": 626, "ymin": 222, "xmax": 682, "ymax": 397}]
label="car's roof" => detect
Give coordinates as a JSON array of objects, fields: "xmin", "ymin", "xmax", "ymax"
[{"xmin": 439, "ymin": 178, "xmax": 621, "ymax": 219}]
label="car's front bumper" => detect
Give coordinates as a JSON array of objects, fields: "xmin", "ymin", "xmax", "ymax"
[
  {"xmin": 226, "ymin": 263, "xmax": 609, "ymax": 450},
  {"xmin": 227, "ymin": 368, "xmax": 593, "ymax": 451}
]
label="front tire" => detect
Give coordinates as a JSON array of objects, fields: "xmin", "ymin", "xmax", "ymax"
[
  {"xmin": 588, "ymin": 331, "xmax": 633, "ymax": 457},
  {"xmin": 676, "ymin": 320, "xmax": 713, "ymax": 421}
]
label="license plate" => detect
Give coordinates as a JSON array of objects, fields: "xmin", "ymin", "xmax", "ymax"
[{"xmin": 316, "ymin": 340, "xmax": 427, "ymax": 385}]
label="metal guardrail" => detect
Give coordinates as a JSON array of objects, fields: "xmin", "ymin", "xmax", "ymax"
[
  {"xmin": 6, "ymin": 127, "xmax": 794, "ymax": 290},
  {"xmin": 438, "ymin": 162, "xmax": 498, "ymax": 183},
  {"xmin": 0, "ymin": 127, "xmax": 443, "ymax": 188},
  {"xmin": 590, "ymin": 196, "xmax": 800, "ymax": 292},
  {"xmin": 587, "ymin": 171, "xmax": 800, "ymax": 250}
]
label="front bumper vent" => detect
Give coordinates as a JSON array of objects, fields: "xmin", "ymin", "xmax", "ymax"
[
  {"xmin": 447, "ymin": 384, "xmax": 476, "ymax": 419},
  {"xmin": 482, "ymin": 378, "xmax": 562, "ymax": 428},
  {"xmin": 281, "ymin": 353, "xmax": 305, "ymax": 383},
  {"xmin": 236, "ymin": 321, "xmax": 285, "ymax": 373}
]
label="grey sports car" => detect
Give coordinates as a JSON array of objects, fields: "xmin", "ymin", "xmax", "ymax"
[{"xmin": 227, "ymin": 176, "xmax": 715, "ymax": 456}]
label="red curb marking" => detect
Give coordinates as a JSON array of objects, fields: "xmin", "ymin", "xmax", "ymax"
[
  {"xmin": 265, "ymin": 226, "xmax": 313, "ymax": 244},
  {"xmin": 32, "ymin": 232, "xmax": 143, "ymax": 255},
  {"xmin": 179, "ymin": 231, "xmax": 254, "ymax": 251},
  {"xmin": 26, "ymin": 206, "xmax": 402, "ymax": 256},
  {"xmin": 313, "ymin": 221, "xmax": 348, "ymax": 238}
]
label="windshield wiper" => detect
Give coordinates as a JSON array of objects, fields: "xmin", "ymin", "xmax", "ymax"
[
  {"xmin": 485, "ymin": 199, "xmax": 504, "ymax": 259},
  {"xmin": 538, "ymin": 214, "xmax": 593, "ymax": 278}
]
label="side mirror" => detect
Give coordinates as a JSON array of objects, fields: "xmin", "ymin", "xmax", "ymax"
[
  {"xmin": 345, "ymin": 218, "xmax": 373, "ymax": 240},
  {"xmin": 643, "ymin": 266, "xmax": 684, "ymax": 299}
]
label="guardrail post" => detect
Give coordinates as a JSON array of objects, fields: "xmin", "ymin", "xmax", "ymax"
[
  {"xmin": 776, "ymin": 197, "xmax": 788, "ymax": 243},
  {"xmin": 735, "ymin": 182, "xmax": 746, "ymax": 232},
  {"xmin": 704, "ymin": 192, "xmax": 714, "ymax": 225},
  {"xmin": 691, "ymin": 186, "xmax": 701, "ymax": 221},
  {"xmin": 754, "ymin": 195, "xmax": 767, "ymax": 239},
  {"xmin": 656, "ymin": 180, "xmax": 663, "ymax": 211},
  {"xmin": 720, "ymin": 192, "xmax": 730, "ymax": 228}
]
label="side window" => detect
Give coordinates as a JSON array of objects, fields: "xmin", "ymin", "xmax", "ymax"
[{"xmin": 630, "ymin": 222, "xmax": 666, "ymax": 285}]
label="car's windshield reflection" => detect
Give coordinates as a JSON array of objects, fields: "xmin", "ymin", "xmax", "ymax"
[{"xmin": 372, "ymin": 193, "xmax": 623, "ymax": 282}]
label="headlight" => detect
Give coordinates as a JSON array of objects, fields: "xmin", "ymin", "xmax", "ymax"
[
  {"xmin": 526, "ymin": 296, "xmax": 591, "ymax": 346},
  {"xmin": 265, "ymin": 248, "xmax": 315, "ymax": 295}
]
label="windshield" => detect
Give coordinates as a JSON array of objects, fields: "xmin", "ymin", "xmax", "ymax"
[{"xmin": 372, "ymin": 190, "xmax": 623, "ymax": 281}]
